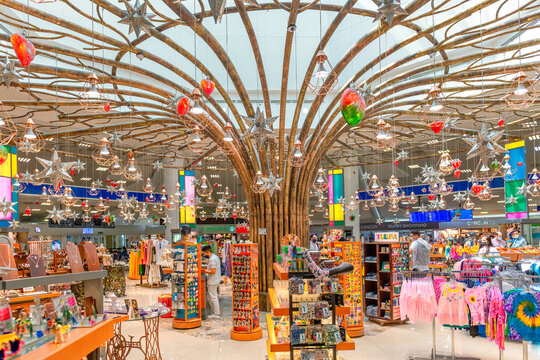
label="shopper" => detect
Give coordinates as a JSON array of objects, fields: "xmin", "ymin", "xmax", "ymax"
[
  {"xmin": 410, "ymin": 231, "xmax": 431, "ymax": 271},
  {"xmin": 492, "ymin": 232, "xmax": 507, "ymax": 248},
  {"xmin": 479, "ymin": 235, "xmax": 499, "ymax": 255},
  {"xmin": 509, "ymin": 230, "xmax": 528, "ymax": 248},
  {"xmin": 309, "ymin": 234, "xmax": 320, "ymax": 251},
  {"xmin": 338, "ymin": 236, "xmax": 347, "ymax": 242},
  {"xmin": 202, "ymin": 245, "xmax": 221, "ymax": 319}
]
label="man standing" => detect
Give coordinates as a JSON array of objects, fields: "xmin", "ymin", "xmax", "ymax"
[
  {"xmin": 509, "ymin": 230, "xmax": 528, "ymax": 248},
  {"xmin": 202, "ymin": 245, "xmax": 221, "ymax": 319},
  {"xmin": 410, "ymin": 231, "xmax": 432, "ymax": 271},
  {"xmin": 492, "ymin": 232, "xmax": 507, "ymax": 248}
]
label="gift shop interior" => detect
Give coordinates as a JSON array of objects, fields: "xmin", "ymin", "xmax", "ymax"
[{"xmin": 0, "ymin": 0, "xmax": 539, "ymax": 359}]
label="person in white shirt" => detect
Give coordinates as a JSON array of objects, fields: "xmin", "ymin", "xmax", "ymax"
[
  {"xmin": 202, "ymin": 245, "xmax": 221, "ymax": 319},
  {"xmin": 309, "ymin": 234, "xmax": 320, "ymax": 251},
  {"xmin": 478, "ymin": 235, "xmax": 500, "ymax": 256},
  {"xmin": 491, "ymin": 232, "xmax": 507, "ymax": 248},
  {"xmin": 410, "ymin": 231, "xmax": 431, "ymax": 271}
]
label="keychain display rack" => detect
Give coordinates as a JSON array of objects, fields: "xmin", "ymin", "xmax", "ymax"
[
  {"xmin": 230, "ymin": 243, "xmax": 262, "ymax": 341},
  {"xmin": 171, "ymin": 243, "xmax": 202, "ymax": 329},
  {"xmin": 332, "ymin": 241, "xmax": 364, "ymax": 337},
  {"xmin": 364, "ymin": 241, "xmax": 407, "ymax": 324}
]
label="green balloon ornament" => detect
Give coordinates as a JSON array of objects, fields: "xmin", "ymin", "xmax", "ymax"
[
  {"xmin": 341, "ymin": 88, "xmax": 366, "ymax": 126},
  {"xmin": 490, "ymin": 161, "xmax": 501, "ymax": 171}
]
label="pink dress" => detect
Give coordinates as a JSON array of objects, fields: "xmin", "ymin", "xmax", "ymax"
[
  {"xmin": 464, "ymin": 287, "xmax": 487, "ymax": 325},
  {"xmin": 437, "ymin": 283, "xmax": 469, "ymax": 327},
  {"xmin": 400, "ymin": 278, "xmax": 438, "ymax": 323}
]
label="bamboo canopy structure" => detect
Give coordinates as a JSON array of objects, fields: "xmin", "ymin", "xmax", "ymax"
[{"xmin": 0, "ymin": 0, "xmax": 539, "ymax": 307}]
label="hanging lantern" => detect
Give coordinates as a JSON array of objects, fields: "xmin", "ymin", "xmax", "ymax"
[
  {"xmin": 123, "ymin": 150, "xmax": 142, "ymax": 181},
  {"xmin": 312, "ymin": 168, "xmax": 329, "ymax": 192},
  {"xmin": 504, "ymin": 71, "xmax": 537, "ymax": 110},
  {"xmin": 216, "ymin": 200, "xmax": 225, "ymax": 213},
  {"xmin": 10, "ymin": 33, "xmax": 35, "ymax": 67},
  {"xmin": 250, "ymin": 171, "xmax": 266, "ymax": 193},
  {"xmin": 206, "ymin": 195, "xmax": 214, "ymax": 205},
  {"xmin": 197, "ymin": 175, "xmax": 213, "ymax": 197},
  {"xmin": 199, "ymin": 210, "xmax": 207, "ymax": 221},
  {"xmin": 143, "ymin": 178, "xmax": 154, "ymax": 193},
  {"xmin": 340, "ymin": 88, "xmax": 366, "ymax": 126},
  {"xmin": 386, "ymin": 175, "xmax": 404, "ymax": 204},
  {"xmin": 315, "ymin": 201, "xmax": 325, "ymax": 212},
  {"xmin": 13, "ymin": 174, "xmax": 25, "ymax": 193},
  {"xmin": 15, "ymin": 118, "xmax": 45, "ymax": 153},
  {"xmin": 173, "ymin": 183, "xmax": 182, "ymax": 202},
  {"xmin": 323, "ymin": 207, "xmax": 329, "ymax": 219},
  {"xmin": 371, "ymin": 119, "xmax": 398, "ymax": 150},
  {"xmin": 477, "ymin": 182, "xmax": 493, "ymax": 201},
  {"xmin": 88, "ymin": 181, "xmax": 99, "ymax": 196},
  {"xmin": 307, "ymin": 50, "xmax": 338, "ymax": 95},
  {"xmin": 77, "ymin": 73, "xmax": 110, "ymax": 113},
  {"xmin": 190, "ymin": 88, "xmax": 204, "ymax": 115},
  {"xmin": 223, "ymin": 186, "xmax": 232, "ymax": 200},
  {"xmin": 30, "ymin": 168, "xmax": 43, "ymax": 186},
  {"xmin": 408, "ymin": 192, "xmax": 418, "ymax": 204},
  {"xmin": 388, "ymin": 203, "xmax": 399, "ymax": 213},
  {"xmin": 362, "ymin": 201, "xmax": 370, "ymax": 211},
  {"xmin": 160, "ymin": 187, "xmax": 168, "ymax": 202},
  {"xmin": 374, "ymin": 193, "xmax": 386, "ymax": 207},
  {"xmin": 0, "ymin": 102, "xmax": 17, "ymax": 145},
  {"xmin": 92, "ymin": 137, "xmax": 115, "ymax": 166},
  {"xmin": 187, "ymin": 125, "xmax": 205, "ymax": 154},
  {"xmin": 223, "ymin": 123, "xmax": 234, "ymax": 142},
  {"xmin": 347, "ymin": 196, "xmax": 358, "ymax": 211},
  {"xmin": 239, "ymin": 207, "xmax": 247, "ymax": 218},
  {"xmin": 61, "ymin": 187, "xmax": 75, "ymax": 206},
  {"xmin": 109, "ymin": 155, "xmax": 123, "ymax": 175},
  {"xmin": 367, "ymin": 175, "xmax": 382, "ymax": 196},
  {"xmin": 40, "ymin": 186, "xmax": 49, "ymax": 199},
  {"xmin": 289, "ymin": 139, "xmax": 307, "ymax": 167}
]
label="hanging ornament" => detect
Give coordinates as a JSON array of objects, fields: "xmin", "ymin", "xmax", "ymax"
[
  {"xmin": 408, "ymin": 192, "xmax": 418, "ymax": 204},
  {"xmin": 241, "ymin": 107, "xmax": 277, "ymax": 148},
  {"xmin": 312, "ymin": 168, "xmax": 329, "ymax": 192},
  {"xmin": 88, "ymin": 181, "xmax": 99, "ymax": 196},
  {"xmin": 262, "ymin": 171, "xmax": 283, "ymax": 197},
  {"xmin": 117, "ymin": 0, "xmax": 156, "ymax": 38},
  {"xmin": 189, "ymin": 88, "xmax": 205, "ymax": 115},
  {"xmin": 208, "ymin": 0, "xmax": 260, "ymax": 23},
  {"xmin": 307, "ymin": 50, "xmax": 338, "ymax": 95},
  {"xmin": 201, "ymin": 78, "xmax": 216, "ymax": 96},
  {"xmin": 386, "ymin": 175, "xmax": 404, "ymax": 204},
  {"xmin": 289, "ymin": 139, "xmax": 307, "ymax": 167},
  {"xmin": 371, "ymin": 119, "xmax": 398, "ymax": 150},
  {"xmin": 123, "ymin": 150, "xmax": 142, "ymax": 181},
  {"xmin": 93, "ymin": 137, "xmax": 115, "ymax": 166},
  {"xmin": 340, "ymin": 88, "xmax": 366, "ymax": 126},
  {"xmin": 373, "ymin": 0, "xmax": 407, "ymax": 26},
  {"xmin": 77, "ymin": 73, "xmax": 110, "ymax": 113},
  {"xmin": 199, "ymin": 210, "xmax": 207, "ymax": 221},
  {"xmin": 315, "ymin": 201, "xmax": 325, "ymax": 212},
  {"xmin": 109, "ymin": 155, "xmax": 123, "ymax": 175},
  {"xmin": 388, "ymin": 203, "xmax": 399, "ymax": 213},
  {"xmin": 250, "ymin": 170, "xmax": 266, "ymax": 194},
  {"xmin": 0, "ymin": 102, "xmax": 17, "ymax": 145},
  {"xmin": 504, "ymin": 71, "xmax": 537, "ymax": 110},
  {"xmin": 0, "ymin": 56, "xmax": 22, "ymax": 88},
  {"xmin": 437, "ymin": 153, "xmax": 454, "ymax": 175},
  {"xmin": 15, "ymin": 118, "xmax": 45, "ymax": 153},
  {"xmin": 196, "ymin": 175, "xmax": 213, "ymax": 197},
  {"xmin": 498, "ymin": 118, "xmax": 505, "ymax": 127},
  {"xmin": 13, "ymin": 174, "xmax": 25, "ymax": 193},
  {"xmin": 34, "ymin": 150, "xmax": 77, "ymax": 192},
  {"xmin": 367, "ymin": 175, "xmax": 382, "ymax": 196},
  {"xmin": 176, "ymin": 96, "xmax": 190, "ymax": 116},
  {"xmin": 223, "ymin": 186, "xmax": 232, "ymax": 200},
  {"xmin": 10, "ymin": 33, "xmax": 35, "ymax": 67}
]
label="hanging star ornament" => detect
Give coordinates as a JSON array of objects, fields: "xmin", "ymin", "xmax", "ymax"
[
  {"xmin": 93, "ymin": 179, "xmax": 103, "ymax": 188},
  {"xmin": 74, "ymin": 159, "xmax": 86, "ymax": 172},
  {"xmin": 453, "ymin": 192, "xmax": 467, "ymax": 202},
  {"xmin": 208, "ymin": 0, "xmax": 260, "ymax": 23},
  {"xmin": 372, "ymin": 0, "xmax": 407, "ymax": 26},
  {"xmin": 105, "ymin": 131, "xmax": 123, "ymax": 143},
  {"xmin": 0, "ymin": 197, "xmax": 16, "ymax": 218},
  {"xmin": 359, "ymin": 85, "xmax": 375, "ymax": 104},
  {"xmin": 118, "ymin": 0, "xmax": 155, "ymax": 38},
  {"xmin": 262, "ymin": 171, "xmax": 283, "ymax": 197},
  {"xmin": 396, "ymin": 149, "xmax": 409, "ymax": 161},
  {"xmin": 0, "ymin": 56, "xmax": 22, "ymax": 88},
  {"xmin": 35, "ymin": 150, "xmax": 77, "ymax": 191},
  {"xmin": 393, "ymin": 218, "xmax": 400, "ymax": 224},
  {"xmin": 516, "ymin": 182, "xmax": 531, "ymax": 198},
  {"xmin": 241, "ymin": 107, "xmax": 277, "ymax": 148},
  {"xmin": 8, "ymin": 219, "xmax": 19, "ymax": 229},
  {"xmin": 153, "ymin": 160, "xmax": 163, "ymax": 170},
  {"xmin": 462, "ymin": 123, "xmax": 507, "ymax": 169},
  {"xmin": 414, "ymin": 175, "xmax": 423, "ymax": 184},
  {"xmin": 46, "ymin": 206, "xmax": 64, "ymax": 222},
  {"xmin": 361, "ymin": 172, "xmax": 371, "ymax": 181},
  {"xmin": 19, "ymin": 170, "xmax": 34, "ymax": 183},
  {"xmin": 506, "ymin": 194, "xmax": 518, "ymax": 205},
  {"xmin": 376, "ymin": 218, "xmax": 384, "ymax": 225}
]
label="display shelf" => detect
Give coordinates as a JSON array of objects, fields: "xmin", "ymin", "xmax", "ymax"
[
  {"xmin": 269, "ymin": 288, "xmax": 350, "ymax": 316},
  {"xmin": 266, "ymin": 314, "xmax": 355, "ymax": 353},
  {"xmin": 273, "ymin": 262, "xmax": 289, "ymax": 280},
  {"xmin": 171, "ymin": 242, "xmax": 201, "ymax": 329},
  {"xmin": 230, "ymin": 243, "xmax": 262, "ymax": 341}
]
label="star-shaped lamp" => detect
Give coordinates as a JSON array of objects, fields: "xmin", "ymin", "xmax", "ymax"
[
  {"xmin": 208, "ymin": 0, "xmax": 260, "ymax": 23},
  {"xmin": 262, "ymin": 171, "xmax": 283, "ymax": 197},
  {"xmin": 35, "ymin": 150, "xmax": 77, "ymax": 191},
  {"xmin": 376, "ymin": 218, "xmax": 384, "ymax": 225},
  {"xmin": 241, "ymin": 107, "xmax": 278, "ymax": 149},
  {"xmin": 372, "ymin": 0, "xmax": 408, "ymax": 26},
  {"xmin": 0, "ymin": 56, "xmax": 22, "ymax": 88},
  {"xmin": 462, "ymin": 123, "xmax": 506, "ymax": 170},
  {"xmin": 118, "ymin": 0, "xmax": 155, "ymax": 38}
]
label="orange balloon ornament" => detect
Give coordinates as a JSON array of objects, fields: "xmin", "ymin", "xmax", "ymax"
[
  {"xmin": 176, "ymin": 97, "xmax": 190, "ymax": 116},
  {"xmin": 201, "ymin": 78, "xmax": 215, "ymax": 96},
  {"xmin": 11, "ymin": 33, "xmax": 36, "ymax": 67}
]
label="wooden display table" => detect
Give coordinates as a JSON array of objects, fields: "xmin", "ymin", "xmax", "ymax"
[
  {"xmin": 8, "ymin": 292, "xmax": 61, "ymax": 313},
  {"xmin": 17, "ymin": 314, "xmax": 127, "ymax": 360}
]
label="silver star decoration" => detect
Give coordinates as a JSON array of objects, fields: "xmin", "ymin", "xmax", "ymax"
[
  {"xmin": 414, "ymin": 175, "xmax": 423, "ymax": 184},
  {"xmin": 359, "ymin": 85, "xmax": 375, "ymax": 103},
  {"xmin": 361, "ymin": 171, "xmax": 371, "ymax": 181},
  {"xmin": 19, "ymin": 170, "xmax": 34, "ymax": 183},
  {"xmin": 420, "ymin": 165, "xmax": 443, "ymax": 184},
  {"xmin": 516, "ymin": 182, "xmax": 531, "ymax": 198},
  {"xmin": 8, "ymin": 219, "xmax": 19, "ymax": 229},
  {"xmin": 46, "ymin": 206, "xmax": 64, "ymax": 222},
  {"xmin": 396, "ymin": 149, "xmax": 409, "ymax": 161},
  {"xmin": 219, "ymin": 211, "xmax": 229, "ymax": 220},
  {"xmin": 163, "ymin": 214, "xmax": 172, "ymax": 224},
  {"xmin": 452, "ymin": 215, "xmax": 459, "ymax": 222},
  {"xmin": 419, "ymin": 204, "xmax": 428, "ymax": 212},
  {"xmin": 0, "ymin": 57, "xmax": 22, "ymax": 88},
  {"xmin": 467, "ymin": 175, "xmax": 477, "ymax": 184},
  {"xmin": 506, "ymin": 194, "xmax": 518, "ymax": 205},
  {"xmin": 209, "ymin": 0, "xmax": 260, "ymax": 23},
  {"xmin": 167, "ymin": 93, "xmax": 181, "ymax": 110},
  {"xmin": 262, "ymin": 171, "xmax": 282, "ymax": 197},
  {"xmin": 372, "ymin": 0, "xmax": 408, "ymax": 26},
  {"xmin": 74, "ymin": 159, "xmax": 86, "ymax": 171},
  {"xmin": 118, "ymin": 0, "xmax": 155, "ymax": 38},
  {"xmin": 453, "ymin": 192, "xmax": 467, "ymax": 202},
  {"xmin": 241, "ymin": 107, "xmax": 278, "ymax": 148},
  {"xmin": 105, "ymin": 131, "xmax": 123, "ymax": 143},
  {"xmin": 393, "ymin": 218, "xmax": 400, "ymax": 224},
  {"xmin": 0, "ymin": 197, "xmax": 16, "ymax": 218},
  {"xmin": 376, "ymin": 218, "xmax": 384, "ymax": 225},
  {"xmin": 35, "ymin": 150, "xmax": 77, "ymax": 189},
  {"xmin": 94, "ymin": 179, "xmax": 103, "ymax": 187},
  {"xmin": 153, "ymin": 160, "xmax": 163, "ymax": 170},
  {"xmin": 444, "ymin": 118, "xmax": 459, "ymax": 129},
  {"xmin": 123, "ymin": 211, "xmax": 136, "ymax": 222},
  {"xmin": 107, "ymin": 184, "xmax": 116, "ymax": 194},
  {"xmin": 462, "ymin": 123, "xmax": 507, "ymax": 170},
  {"xmin": 191, "ymin": 178, "xmax": 201, "ymax": 187},
  {"xmin": 212, "ymin": 210, "xmax": 220, "ymax": 218}
]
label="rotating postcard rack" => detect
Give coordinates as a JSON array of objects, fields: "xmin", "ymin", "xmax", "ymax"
[{"xmin": 171, "ymin": 243, "xmax": 202, "ymax": 329}]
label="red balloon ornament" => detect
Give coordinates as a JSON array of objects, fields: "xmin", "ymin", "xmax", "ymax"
[
  {"xmin": 471, "ymin": 184, "xmax": 484, "ymax": 195},
  {"xmin": 454, "ymin": 169, "xmax": 461, "ymax": 178},
  {"xmin": 11, "ymin": 33, "xmax": 36, "ymax": 67},
  {"xmin": 428, "ymin": 194, "xmax": 435, "ymax": 200},
  {"xmin": 25, "ymin": 208, "xmax": 31, "ymax": 215},
  {"xmin": 201, "ymin": 79, "xmax": 215, "ymax": 96},
  {"xmin": 176, "ymin": 97, "xmax": 190, "ymax": 116},
  {"xmin": 498, "ymin": 118, "xmax": 504, "ymax": 127},
  {"xmin": 430, "ymin": 121, "xmax": 444, "ymax": 134},
  {"xmin": 452, "ymin": 160, "xmax": 462, "ymax": 169}
]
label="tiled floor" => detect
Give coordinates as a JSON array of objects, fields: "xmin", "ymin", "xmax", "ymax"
[{"xmin": 119, "ymin": 279, "xmax": 538, "ymax": 360}]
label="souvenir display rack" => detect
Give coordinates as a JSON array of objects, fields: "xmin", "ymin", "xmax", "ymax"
[
  {"xmin": 266, "ymin": 270, "xmax": 355, "ymax": 360},
  {"xmin": 331, "ymin": 241, "xmax": 363, "ymax": 337},
  {"xmin": 230, "ymin": 243, "xmax": 262, "ymax": 341},
  {"xmin": 363, "ymin": 241, "xmax": 407, "ymax": 324},
  {"xmin": 171, "ymin": 243, "xmax": 202, "ymax": 329},
  {"xmin": 429, "ymin": 243, "xmax": 447, "ymax": 270}
]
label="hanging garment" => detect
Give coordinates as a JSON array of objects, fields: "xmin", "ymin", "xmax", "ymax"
[
  {"xmin": 399, "ymin": 278, "xmax": 438, "ymax": 323},
  {"xmin": 433, "ymin": 277, "xmax": 447, "ymax": 303},
  {"xmin": 505, "ymin": 289, "xmax": 540, "ymax": 343},
  {"xmin": 148, "ymin": 264, "xmax": 161, "ymax": 284},
  {"xmin": 464, "ymin": 286, "xmax": 487, "ymax": 326},
  {"xmin": 486, "ymin": 286, "xmax": 506, "ymax": 350},
  {"xmin": 437, "ymin": 283, "xmax": 469, "ymax": 327}
]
